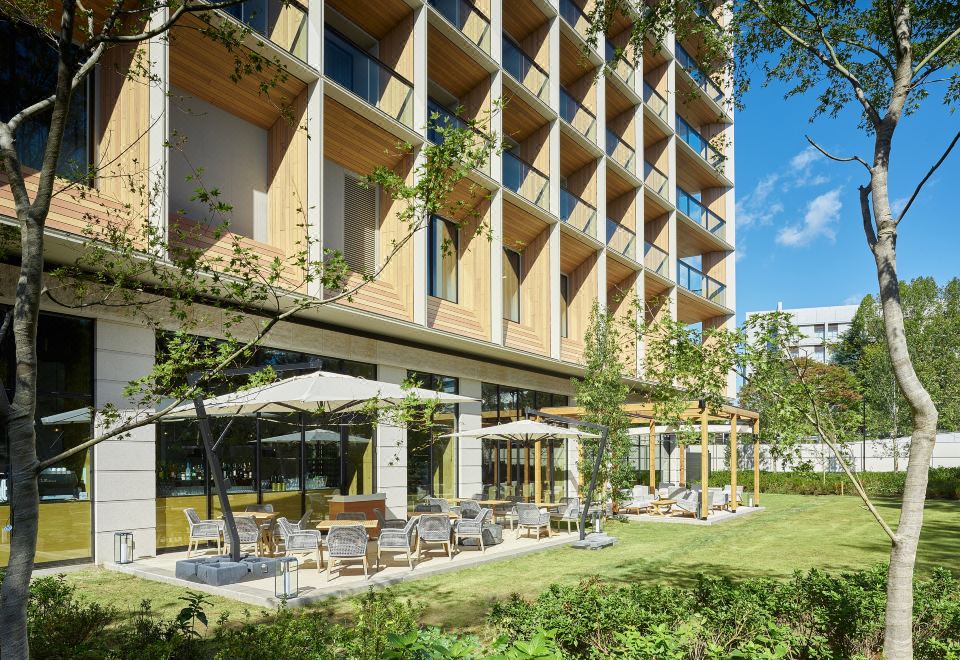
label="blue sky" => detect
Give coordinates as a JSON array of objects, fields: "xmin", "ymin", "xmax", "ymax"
[{"xmin": 733, "ymin": 81, "xmax": 960, "ymax": 322}]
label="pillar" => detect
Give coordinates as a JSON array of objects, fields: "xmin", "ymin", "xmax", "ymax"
[
  {"xmin": 648, "ymin": 419, "xmax": 656, "ymax": 494},
  {"xmin": 534, "ymin": 439, "xmax": 542, "ymax": 503},
  {"xmin": 729, "ymin": 413, "xmax": 738, "ymax": 512},
  {"xmin": 753, "ymin": 418, "xmax": 761, "ymax": 506},
  {"xmin": 700, "ymin": 409, "xmax": 709, "ymax": 520},
  {"xmin": 679, "ymin": 443, "xmax": 685, "ymax": 486}
]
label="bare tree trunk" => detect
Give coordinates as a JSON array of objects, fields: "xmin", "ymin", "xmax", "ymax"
[{"xmin": 868, "ymin": 154, "xmax": 939, "ymax": 660}]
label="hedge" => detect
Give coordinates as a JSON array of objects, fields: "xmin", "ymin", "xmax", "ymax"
[{"xmin": 707, "ymin": 467, "xmax": 960, "ymax": 499}]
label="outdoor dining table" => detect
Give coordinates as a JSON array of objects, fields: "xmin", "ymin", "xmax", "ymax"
[{"xmin": 315, "ymin": 519, "xmax": 380, "ymax": 531}]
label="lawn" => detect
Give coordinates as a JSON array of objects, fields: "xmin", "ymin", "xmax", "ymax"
[{"xmin": 60, "ymin": 494, "xmax": 960, "ymax": 631}]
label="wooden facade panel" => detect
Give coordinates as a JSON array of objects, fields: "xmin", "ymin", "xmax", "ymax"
[
  {"xmin": 565, "ymin": 160, "xmax": 598, "ymax": 207},
  {"xmin": 559, "ymin": 132, "xmax": 595, "ymax": 176},
  {"xmin": 560, "ymin": 250, "xmax": 598, "ymax": 360},
  {"xmin": 327, "ymin": 0, "xmax": 411, "ymax": 40},
  {"xmin": 518, "ymin": 124, "xmax": 551, "ymax": 175},
  {"xmin": 504, "ymin": 223, "xmax": 550, "ymax": 356},
  {"xmin": 608, "ymin": 190, "xmax": 636, "ymax": 229},
  {"xmin": 268, "ymin": 90, "xmax": 309, "ymax": 258},
  {"xmin": 323, "ymin": 99, "xmax": 408, "ymax": 172},
  {"xmin": 504, "ymin": 0, "xmax": 548, "ymax": 42},
  {"xmin": 0, "ymin": 172, "xmax": 128, "ymax": 237},
  {"xmin": 428, "ymin": 26, "xmax": 489, "ymax": 98},
  {"xmin": 379, "ymin": 11, "xmax": 415, "ymax": 81}
]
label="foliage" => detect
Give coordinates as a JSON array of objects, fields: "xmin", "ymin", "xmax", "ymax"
[
  {"xmin": 24, "ymin": 574, "xmax": 115, "ymax": 659},
  {"xmin": 709, "ymin": 468, "xmax": 960, "ymax": 499},
  {"xmin": 836, "ymin": 277, "xmax": 960, "ymax": 439},
  {"xmin": 489, "ymin": 566, "xmax": 960, "ymax": 660},
  {"xmin": 573, "ymin": 301, "xmax": 633, "ymax": 500}
]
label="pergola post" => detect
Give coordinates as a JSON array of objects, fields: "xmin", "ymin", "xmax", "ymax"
[
  {"xmin": 534, "ymin": 439, "xmax": 542, "ymax": 503},
  {"xmin": 752, "ymin": 418, "xmax": 761, "ymax": 507},
  {"xmin": 648, "ymin": 419, "xmax": 656, "ymax": 495},
  {"xmin": 679, "ymin": 444, "xmax": 686, "ymax": 486},
  {"xmin": 729, "ymin": 413, "xmax": 738, "ymax": 512},
  {"xmin": 700, "ymin": 409, "xmax": 709, "ymax": 520}
]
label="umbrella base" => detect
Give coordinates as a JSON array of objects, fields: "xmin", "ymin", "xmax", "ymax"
[{"xmin": 571, "ymin": 533, "xmax": 617, "ymax": 550}]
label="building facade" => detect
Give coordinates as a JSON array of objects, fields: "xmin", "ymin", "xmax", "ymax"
[
  {"xmin": 0, "ymin": 0, "xmax": 735, "ymax": 565},
  {"xmin": 746, "ymin": 303, "xmax": 858, "ymax": 363}
]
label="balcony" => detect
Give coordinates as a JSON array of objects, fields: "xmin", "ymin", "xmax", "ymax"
[
  {"xmin": 325, "ymin": 28, "xmax": 414, "ymax": 127},
  {"xmin": 606, "ymin": 219, "xmax": 636, "ymax": 261},
  {"xmin": 642, "ymin": 81, "xmax": 668, "ymax": 122},
  {"xmin": 560, "ymin": 87, "xmax": 597, "ymax": 144},
  {"xmin": 677, "ymin": 259, "xmax": 726, "ymax": 307},
  {"xmin": 676, "ymin": 114, "xmax": 725, "ymax": 174},
  {"xmin": 560, "ymin": 0, "xmax": 591, "ymax": 38},
  {"xmin": 504, "ymin": 150, "xmax": 549, "ymax": 210},
  {"xmin": 605, "ymin": 39, "xmax": 635, "ymax": 87},
  {"xmin": 560, "ymin": 187, "xmax": 597, "ymax": 237},
  {"xmin": 222, "ymin": 0, "xmax": 307, "ymax": 60},
  {"xmin": 643, "ymin": 160, "xmax": 669, "ymax": 200},
  {"xmin": 675, "ymin": 44, "xmax": 724, "ymax": 105},
  {"xmin": 429, "ymin": 0, "xmax": 491, "ymax": 55},
  {"xmin": 644, "ymin": 241, "xmax": 669, "ymax": 277},
  {"xmin": 605, "ymin": 129, "xmax": 635, "ymax": 172},
  {"xmin": 503, "ymin": 34, "xmax": 549, "ymax": 102},
  {"xmin": 427, "ymin": 99, "xmax": 491, "ymax": 175},
  {"xmin": 676, "ymin": 187, "xmax": 726, "ymax": 241}
]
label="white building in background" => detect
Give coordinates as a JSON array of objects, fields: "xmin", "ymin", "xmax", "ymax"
[{"xmin": 746, "ymin": 302, "xmax": 860, "ymax": 363}]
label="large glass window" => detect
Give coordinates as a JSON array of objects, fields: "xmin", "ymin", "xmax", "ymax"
[
  {"xmin": 406, "ymin": 372, "xmax": 458, "ymax": 511},
  {"xmin": 0, "ymin": 311, "xmax": 94, "ymax": 566},
  {"xmin": 0, "ymin": 20, "xmax": 91, "ymax": 180},
  {"xmin": 155, "ymin": 340, "xmax": 378, "ymax": 550},
  {"xmin": 428, "ymin": 215, "xmax": 458, "ymax": 303},
  {"xmin": 503, "ymin": 248, "xmax": 521, "ymax": 322},
  {"xmin": 560, "ymin": 273, "xmax": 569, "ymax": 338}
]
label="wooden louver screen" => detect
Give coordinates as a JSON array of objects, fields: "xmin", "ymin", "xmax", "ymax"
[{"xmin": 343, "ymin": 173, "xmax": 377, "ymax": 274}]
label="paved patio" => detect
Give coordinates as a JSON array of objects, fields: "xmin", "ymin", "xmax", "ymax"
[
  {"xmin": 107, "ymin": 527, "xmax": 580, "ymax": 608},
  {"xmin": 621, "ymin": 505, "xmax": 765, "ymax": 525}
]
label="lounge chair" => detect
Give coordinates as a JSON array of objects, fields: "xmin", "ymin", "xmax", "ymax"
[
  {"xmin": 374, "ymin": 507, "xmax": 407, "ymax": 530},
  {"xmin": 377, "ymin": 516, "xmax": 419, "ymax": 570},
  {"xmin": 454, "ymin": 508, "xmax": 491, "ymax": 552},
  {"xmin": 621, "ymin": 486, "xmax": 655, "ymax": 514},
  {"xmin": 325, "ymin": 525, "xmax": 369, "ymax": 581},
  {"xmin": 673, "ymin": 490, "xmax": 700, "ymax": 518},
  {"xmin": 709, "ymin": 488, "xmax": 728, "ymax": 511},
  {"xmin": 275, "ymin": 516, "xmax": 323, "ymax": 572},
  {"xmin": 551, "ymin": 499, "xmax": 580, "ymax": 533},
  {"xmin": 722, "ymin": 484, "xmax": 745, "ymax": 507},
  {"xmin": 183, "ymin": 508, "xmax": 222, "ymax": 557},
  {"xmin": 417, "ymin": 514, "xmax": 454, "ymax": 560},
  {"xmin": 516, "ymin": 502, "xmax": 551, "ymax": 540}
]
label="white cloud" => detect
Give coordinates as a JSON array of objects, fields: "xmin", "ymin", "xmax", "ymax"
[
  {"xmin": 843, "ymin": 293, "xmax": 864, "ymax": 305},
  {"xmin": 789, "ymin": 147, "xmax": 821, "ymax": 172},
  {"xmin": 891, "ymin": 196, "xmax": 908, "ymax": 217},
  {"xmin": 738, "ymin": 146, "xmax": 830, "ymax": 230},
  {"xmin": 776, "ymin": 188, "xmax": 843, "ymax": 247}
]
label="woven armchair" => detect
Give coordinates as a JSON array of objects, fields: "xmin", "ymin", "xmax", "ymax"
[
  {"xmin": 551, "ymin": 499, "xmax": 581, "ymax": 533},
  {"xmin": 325, "ymin": 525, "xmax": 370, "ymax": 581},
  {"xmin": 414, "ymin": 504, "xmax": 441, "ymax": 513},
  {"xmin": 377, "ymin": 516, "xmax": 419, "ymax": 570},
  {"xmin": 416, "ymin": 513, "xmax": 453, "ymax": 560},
  {"xmin": 374, "ymin": 507, "xmax": 407, "ymax": 530},
  {"xmin": 425, "ymin": 498, "xmax": 451, "ymax": 513},
  {"xmin": 674, "ymin": 490, "xmax": 699, "ymax": 517},
  {"xmin": 454, "ymin": 508, "xmax": 491, "ymax": 552},
  {"xmin": 226, "ymin": 515, "xmax": 263, "ymax": 556},
  {"xmin": 515, "ymin": 502, "xmax": 551, "ymax": 541},
  {"xmin": 336, "ymin": 511, "xmax": 367, "ymax": 521},
  {"xmin": 275, "ymin": 516, "xmax": 323, "ymax": 572},
  {"xmin": 184, "ymin": 508, "xmax": 223, "ymax": 557},
  {"xmin": 458, "ymin": 499, "xmax": 482, "ymax": 520},
  {"xmin": 244, "ymin": 504, "xmax": 274, "ymax": 513}
]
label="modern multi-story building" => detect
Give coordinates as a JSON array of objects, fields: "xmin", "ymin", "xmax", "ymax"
[
  {"xmin": 0, "ymin": 0, "xmax": 735, "ymax": 565},
  {"xmin": 746, "ymin": 303, "xmax": 858, "ymax": 363}
]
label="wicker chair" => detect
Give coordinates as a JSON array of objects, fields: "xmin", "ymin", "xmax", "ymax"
[
  {"xmin": 459, "ymin": 499, "xmax": 482, "ymax": 518},
  {"xmin": 296, "ymin": 509, "xmax": 313, "ymax": 530},
  {"xmin": 417, "ymin": 514, "xmax": 454, "ymax": 560},
  {"xmin": 425, "ymin": 497, "xmax": 451, "ymax": 513},
  {"xmin": 515, "ymin": 502, "xmax": 551, "ymax": 540},
  {"xmin": 413, "ymin": 504, "xmax": 441, "ymax": 513},
  {"xmin": 275, "ymin": 516, "xmax": 323, "ymax": 572},
  {"xmin": 336, "ymin": 512, "xmax": 367, "ymax": 521},
  {"xmin": 374, "ymin": 508, "xmax": 407, "ymax": 530},
  {"xmin": 551, "ymin": 499, "xmax": 581, "ymax": 533},
  {"xmin": 674, "ymin": 490, "xmax": 699, "ymax": 518},
  {"xmin": 722, "ymin": 484, "xmax": 745, "ymax": 507},
  {"xmin": 226, "ymin": 515, "xmax": 263, "ymax": 555},
  {"xmin": 244, "ymin": 504, "xmax": 274, "ymax": 513},
  {"xmin": 377, "ymin": 516, "xmax": 419, "ymax": 570},
  {"xmin": 454, "ymin": 508, "xmax": 491, "ymax": 553},
  {"xmin": 183, "ymin": 508, "xmax": 223, "ymax": 557},
  {"xmin": 325, "ymin": 525, "xmax": 370, "ymax": 581}
]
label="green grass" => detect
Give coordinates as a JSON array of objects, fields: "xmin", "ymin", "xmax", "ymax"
[{"xmin": 60, "ymin": 494, "xmax": 960, "ymax": 631}]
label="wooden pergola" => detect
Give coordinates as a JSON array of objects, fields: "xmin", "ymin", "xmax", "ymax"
[{"xmin": 538, "ymin": 402, "xmax": 761, "ymax": 520}]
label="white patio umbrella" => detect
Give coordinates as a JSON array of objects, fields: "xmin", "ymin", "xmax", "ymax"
[
  {"xmin": 166, "ymin": 370, "xmax": 476, "ymax": 418},
  {"xmin": 441, "ymin": 418, "xmax": 599, "ymax": 442}
]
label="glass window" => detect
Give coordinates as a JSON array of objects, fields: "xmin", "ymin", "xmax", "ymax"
[
  {"xmin": 813, "ymin": 324, "xmax": 825, "ymax": 338},
  {"xmin": 503, "ymin": 248, "xmax": 521, "ymax": 322},
  {"xmin": 827, "ymin": 323, "xmax": 839, "ymax": 339},
  {"xmin": 481, "ymin": 382, "xmax": 499, "ymax": 428},
  {"xmin": 0, "ymin": 20, "xmax": 91, "ymax": 180},
  {"xmin": 428, "ymin": 215, "xmax": 458, "ymax": 303},
  {"xmin": 560, "ymin": 273, "xmax": 569, "ymax": 338},
  {"xmin": 406, "ymin": 371, "xmax": 458, "ymax": 511}
]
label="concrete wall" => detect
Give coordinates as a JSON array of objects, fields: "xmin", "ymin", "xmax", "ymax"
[
  {"xmin": 376, "ymin": 364, "xmax": 408, "ymax": 517},
  {"xmin": 457, "ymin": 378, "xmax": 483, "ymax": 498},
  {"xmin": 93, "ymin": 320, "xmax": 156, "ymax": 563}
]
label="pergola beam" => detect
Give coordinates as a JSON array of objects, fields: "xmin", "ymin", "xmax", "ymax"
[{"xmin": 541, "ymin": 402, "xmax": 759, "ymax": 423}]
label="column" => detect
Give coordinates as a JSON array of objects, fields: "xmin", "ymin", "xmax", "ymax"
[
  {"xmin": 412, "ymin": 5, "xmax": 429, "ymax": 326},
  {"xmin": 376, "ymin": 364, "xmax": 408, "ymax": 517},
  {"xmin": 92, "ymin": 321, "xmax": 156, "ymax": 563},
  {"xmin": 729, "ymin": 413, "xmax": 738, "ymax": 511},
  {"xmin": 648, "ymin": 419, "xmax": 656, "ymax": 494},
  {"xmin": 306, "ymin": 0, "xmax": 324, "ymax": 297},
  {"xmin": 700, "ymin": 408, "xmax": 709, "ymax": 520},
  {"xmin": 753, "ymin": 418, "xmax": 761, "ymax": 507},
  {"xmin": 458, "ymin": 378, "xmax": 483, "ymax": 498}
]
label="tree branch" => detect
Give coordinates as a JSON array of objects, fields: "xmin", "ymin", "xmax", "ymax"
[
  {"xmin": 913, "ymin": 25, "xmax": 960, "ymax": 76},
  {"xmin": 896, "ymin": 129, "xmax": 960, "ymax": 224},
  {"xmin": 805, "ymin": 135, "xmax": 871, "ymax": 173},
  {"xmin": 859, "ymin": 184, "xmax": 877, "ymax": 249}
]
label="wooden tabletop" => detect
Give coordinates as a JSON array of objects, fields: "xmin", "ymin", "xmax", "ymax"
[
  {"xmin": 447, "ymin": 498, "xmax": 513, "ymax": 507},
  {"xmin": 650, "ymin": 499, "xmax": 677, "ymax": 505},
  {"xmin": 315, "ymin": 519, "xmax": 379, "ymax": 531},
  {"xmin": 234, "ymin": 511, "xmax": 280, "ymax": 523}
]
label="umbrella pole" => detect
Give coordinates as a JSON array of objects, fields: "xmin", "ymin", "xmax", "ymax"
[{"xmin": 189, "ymin": 386, "xmax": 242, "ymax": 561}]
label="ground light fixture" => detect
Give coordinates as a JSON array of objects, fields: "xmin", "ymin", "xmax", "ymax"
[
  {"xmin": 114, "ymin": 531, "xmax": 134, "ymax": 564},
  {"xmin": 276, "ymin": 556, "xmax": 298, "ymax": 599}
]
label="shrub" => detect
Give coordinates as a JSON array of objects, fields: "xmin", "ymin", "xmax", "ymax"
[
  {"xmin": 708, "ymin": 467, "xmax": 960, "ymax": 499},
  {"xmin": 27, "ymin": 574, "xmax": 115, "ymax": 659}
]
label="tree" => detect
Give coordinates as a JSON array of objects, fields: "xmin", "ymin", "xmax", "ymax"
[
  {"xmin": 573, "ymin": 301, "xmax": 632, "ymax": 504},
  {"xmin": 0, "ymin": 2, "xmax": 499, "ymax": 655},
  {"xmin": 586, "ymin": 1, "xmax": 960, "ymax": 654}
]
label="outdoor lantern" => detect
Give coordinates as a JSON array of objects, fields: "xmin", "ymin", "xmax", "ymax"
[
  {"xmin": 276, "ymin": 556, "xmax": 298, "ymax": 599},
  {"xmin": 749, "ymin": 495, "xmax": 754, "ymax": 508},
  {"xmin": 114, "ymin": 531, "xmax": 134, "ymax": 564}
]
